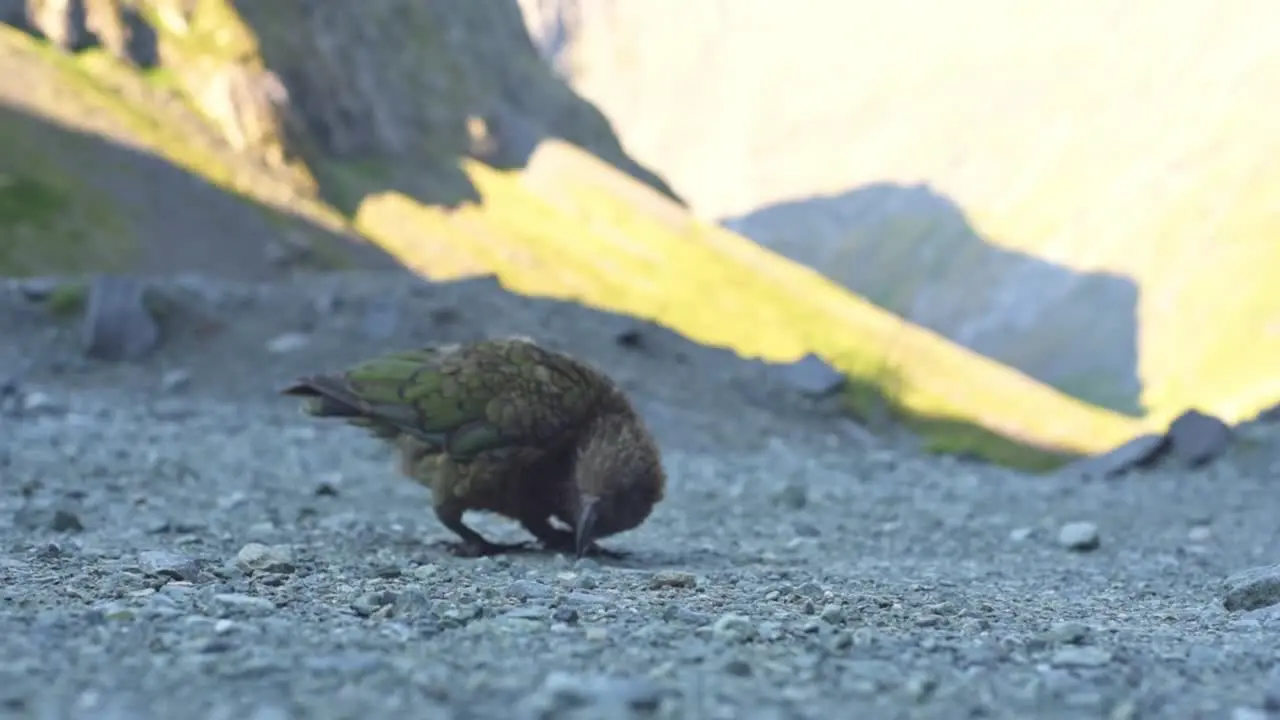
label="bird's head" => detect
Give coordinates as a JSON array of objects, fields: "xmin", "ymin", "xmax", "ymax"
[{"xmin": 570, "ymin": 412, "xmax": 666, "ymax": 557}]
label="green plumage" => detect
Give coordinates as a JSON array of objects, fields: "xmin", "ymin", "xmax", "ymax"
[{"xmin": 280, "ymin": 336, "xmax": 665, "ymax": 558}]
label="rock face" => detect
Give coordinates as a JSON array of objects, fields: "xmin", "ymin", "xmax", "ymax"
[
  {"xmin": 518, "ymin": 0, "xmax": 1280, "ymax": 425},
  {"xmin": 0, "ymin": 0, "xmax": 686, "ymax": 285},
  {"xmin": 4, "ymin": 0, "xmax": 675, "ymax": 202}
]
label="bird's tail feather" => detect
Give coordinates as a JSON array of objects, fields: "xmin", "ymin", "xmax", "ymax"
[
  {"xmin": 281, "ymin": 375, "xmax": 363, "ymax": 417},
  {"xmin": 281, "ymin": 375, "xmax": 400, "ymax": 440}
]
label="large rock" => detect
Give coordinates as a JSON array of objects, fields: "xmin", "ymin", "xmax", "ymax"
[
  {"xmin": 1061, "ymin": 408, "xmax": 1236, "ymax": 478},
  {"xmin": 81, "ymin": 276, "xmax": 161, "ymax": 362}
]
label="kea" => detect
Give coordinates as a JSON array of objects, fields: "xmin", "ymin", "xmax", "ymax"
[{"xmin": 280, "ymin": 337, "xmax": 666, "ymax": 559}]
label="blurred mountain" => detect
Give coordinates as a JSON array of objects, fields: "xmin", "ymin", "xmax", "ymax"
[{"xmin": 519, "ymin": 0, "xmax": 1280, "ymax": 429}]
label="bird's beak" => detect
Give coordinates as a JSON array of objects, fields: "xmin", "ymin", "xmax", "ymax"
[{"xmin": 574, "ymin": 495, "xmax": 600, "ymax": 559}]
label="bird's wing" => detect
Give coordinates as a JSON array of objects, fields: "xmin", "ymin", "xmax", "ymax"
[
  {"xmin": 426, "ymin": 339, "xmax": 610, "ymax": 460},
  {"xmin": 285, "ymin": 339, "xmax": 609, "ymax": 462}
]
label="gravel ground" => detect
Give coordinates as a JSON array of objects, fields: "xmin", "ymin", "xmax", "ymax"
[{"xmin": 2, "ymin": 271, "xmax": 1279, "ymax": 720}]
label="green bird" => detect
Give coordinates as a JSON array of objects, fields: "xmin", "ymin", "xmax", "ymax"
[{"xmin": 280, "ymin": 337, "xmax": 666, "ymax": 558}]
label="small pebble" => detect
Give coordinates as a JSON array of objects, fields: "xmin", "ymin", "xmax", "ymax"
[
  {"xmin": 775, "ymin": 483, "xmax": 808, "ymax": 510},
  {"xmin": 819, "ymin": 603, "xmax": 844, "ymax": 624},
  {"xmin": 1263, "ymin": 671, "xmax": 1280, "ymax": 711},
  {"xmin": 565, "ymin": 591, "xmax": 609, "ymax": 606},
  {"xmin": 503, "ymin": 607, "xmax": 548, "ymax": 621},
  {"xmin": 351, "ymin": 591, "xmax": 395, "ymax": 617},
  {"xmin": 552, "ymin": 608, "xmax": 580, "ymax": 624},
  {"xmin": 159, "ymin": 369, "xmax": 191, "ymax": 392},
  {"xmin": 1057, "ymin": 521, "xmax": 1101, "ymax": 551},
  {"xmin": 313, "ymin": 473, "xmax": 342, "ymax": 496},
  {"xmin": 21, "ymin": 391, "xmax": 62, "ymax": 414},
  {"xmin": 776, "ymin": 353, "xmax": 847, "ymax": 397},
  {"xmin": 50, "ymin": 509, "xmax": 84, "ymax": 533},
  {"xmin": 1050, "ymin": 647, "xmax": 1112, "ymax": 668},
  {"xmin": 521, "ymin": 671, "xmax": 662, "ymax": 716},
  {"xmin": 235, "ymin": 543, "xmax": 296, "ymax": 574},
  {"xmin": 266, "ymin": 332, "xmax": 310, "ymax": 354},
  {"xmin": 712, "ymin": 613, "xmax": 755, "ymax": 643},
  {"xmin": 649, "ymin": 571, "xmax": 697, "ymax": 589},
  {"xmin": 508, "ymin": 579, "xmax": 554, "ymax": 600},
  {"xmin": 1222, "ymin": 564, "xmax": 1280, "ymax": 612},
  {"xmin": 793, "ymin": 521, "xmax": 822, "ymax": 537},
  {"xmin": 137, "ymin": 550, "xmax": 200, "ymax": 582},
  {"xmin": 212, "ymin": 593, "xmax": 275, "ymax": 616},
  {"xmin": 1045, "ymin": 621, "xmax": 1090, "ymax": 645}
]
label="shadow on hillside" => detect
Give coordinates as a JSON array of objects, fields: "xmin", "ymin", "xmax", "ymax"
[
  {"xmin": 0, "ymin": 105, "xmax": 1086, "ymax": 470},
  {"xmin": 0, "ymin": 101, "xmax": 400, "ymax": 278},
  {"xmin": 229, "ymin": 0, "xmax": 680, "ymax": 218},
  {"xmin": 328, "ymin": 274, "xmax": 1090, "ymax": 471},
  {"xmin": 0, "ymin": 261, "xmax": 1083, "ymax": 472},
  {"xmin": 724, "ymin": 182, "xmax": 1146, "ymax": 418}
]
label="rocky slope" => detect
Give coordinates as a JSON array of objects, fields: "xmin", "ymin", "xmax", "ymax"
[
  {"xmin": 0, "ymin": 0, "xmax": 1158, "ymax": 467},
  {"xmin": 0, "ymin": 0, "xmax": 673, "ymax": 277},
  {"xmin": 2, "ymin": 271, "xmax": 1279, "ymax": 719},
  {"xmin": 520, "ymin": 0, "xmax": 1280, "ymax": 430}
]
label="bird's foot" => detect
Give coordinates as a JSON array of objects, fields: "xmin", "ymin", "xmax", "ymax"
[
  {"xmin": 441, "ymin": 539, "xmax": 532, "ymax": 558},
  {"xmin": 537, "ymin": 536, "xmax": 628, "ymax": 560},
  {"xmin": 580, "ymin": 543, "xmax": 629, "ymax": 560}
]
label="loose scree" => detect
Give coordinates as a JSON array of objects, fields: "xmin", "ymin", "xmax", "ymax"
[{"xmin": 280, "ymin": 337, "xmax": 667, "ymax": 558}]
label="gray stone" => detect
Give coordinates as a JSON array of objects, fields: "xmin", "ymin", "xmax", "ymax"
[
  {"xmin": 507, "ymin": 579, "xmax": 554, "ymax": 600},
  {"xmin": 159, "ymin": 369, "xmax": 192, "ymax": 393},
  {"xmin": 520, "ymin": 671, "xmax": 662, "ymax": 718},
  {"xmin": 265, "ymin": 332, "xmax": 310, "ymax": 354},
  {"xmin": 1167, "ymin": 409, "xmax": 1233, "ymax": 466},
  {"xmin": 1050, "ymin": 646, "xmax": 1112, "ymax": 668},
  {"xmin": 775, "ymin": 353, "xmax": 847, "ymax": 397},
  {"xmin": 1057, "ymin": 521, "xmax": 1101, "ymax": 551},
  {"xmin": 235, "ymin": 543, "xmax": 296, "ymax": 574},
  {"xmin": 49, "ymin": 509, "xmax": 83, "ymax": 533},
  {"xmin": 1061, "ymin": 433, "xmax": 1169, "ymax": 478},
  {"xmin": 1222, "ymin": 565, "xmax": 1280, "ymax": 612},
  {"xmin": 648, "ymin": 571, "xmax": 697, "ymax": 589},
  {"xmin": 360, "ymin": 300, "xmax": 399, "ymax": 340},
  {"xmin": 137, "ymin": 550, "xmax": 200, "ymax": 582},
  {"xmin": 211, "ymin": 593, "xmax": 276, "ymax": 616},
  {"xmin": 81, "ymin": 276, "xmax": 161, "ymax": 362},
  {"xmin": 711, "ymin": 613, "xmax": 756, "ymax": 643}
]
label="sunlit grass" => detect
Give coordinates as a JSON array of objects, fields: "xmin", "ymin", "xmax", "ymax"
[{"xmin": 350, "ymin": 148, "xmax": 1142, "ymax": 467}]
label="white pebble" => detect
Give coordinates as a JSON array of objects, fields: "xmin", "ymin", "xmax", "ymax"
[{"xmin": 1057, "ymin": 521, "xmax": 1101, "ymax": 551}]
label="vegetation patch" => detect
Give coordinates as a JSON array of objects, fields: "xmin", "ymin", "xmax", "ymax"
[
  {"xmin": 38, "ymin": 279, "xmax": 174, "ymax": 325},
  {"xmin": 0, "ymin": 108, "xmax": 136, "ymax": 276}
]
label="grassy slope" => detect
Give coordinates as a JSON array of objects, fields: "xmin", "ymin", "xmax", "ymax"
[
  {"xmin": 0, "ymin": 24, "xmax": 365, "ymax": 275},
  {"xmin": 0, "ymin": 20, "xmax": 1146, "ymax": 469},
  {"xmin": 0, "ymin": 28, "xmax": 136, "ymax": 275},
  {"xmin": 0, "ymin": 109, "xmax": 134, "ymax": 275},
  {"xmin": 354, "ymin": 143, "xmax": 1138, "ymax": 467}
]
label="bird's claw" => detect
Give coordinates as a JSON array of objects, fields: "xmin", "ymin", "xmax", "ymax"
[
  {"xmin": 582, "ymin": 544, "xmax": 629, "ymax": 560},
  {"xmin": 539, "ymin": 538, "xmax": 628, "ymax": 560},
  {"xmin": 441, "ymin": 539, "xmax": 531, "ymax": 558}
]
